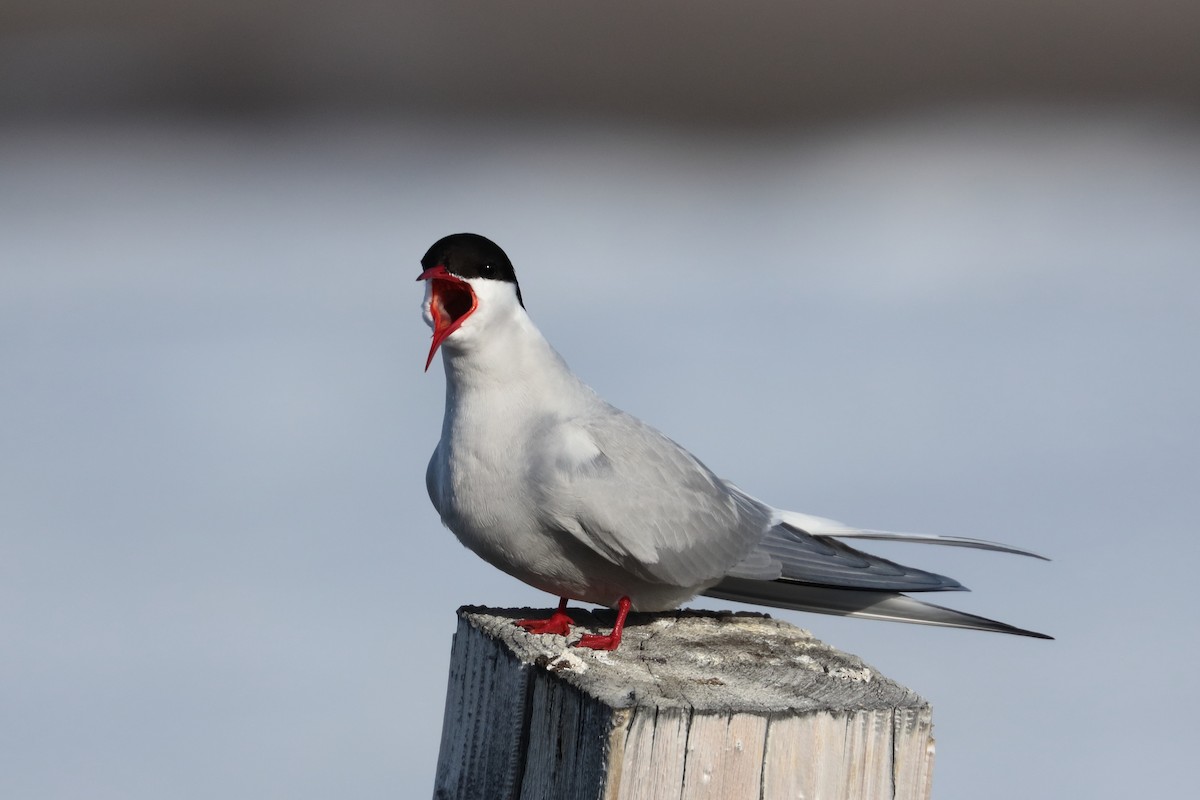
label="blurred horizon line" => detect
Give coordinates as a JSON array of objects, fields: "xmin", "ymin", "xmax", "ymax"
[{"xmin": 3, "ymin": 1, "xmax": 1200, "ymax": 129}]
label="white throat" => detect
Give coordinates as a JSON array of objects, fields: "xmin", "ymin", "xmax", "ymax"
[{"xmin": 425, "ymin": 278, "xmax": 592, "ymax": 425}]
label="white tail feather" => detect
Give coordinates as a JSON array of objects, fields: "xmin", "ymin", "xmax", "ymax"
[{"xmin": 774, "ymin": 509, "xmax": 1048, "ymax": 560}]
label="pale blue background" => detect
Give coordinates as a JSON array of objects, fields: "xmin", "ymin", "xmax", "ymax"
[{"xmin": 3, "ymin": 3, "xmax": 1200, "ymax": 798}]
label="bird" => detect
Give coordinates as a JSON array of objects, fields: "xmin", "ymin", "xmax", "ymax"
[{"xmin": 417, "ymin": 232, "xmax": 1050, "ymax": 650}]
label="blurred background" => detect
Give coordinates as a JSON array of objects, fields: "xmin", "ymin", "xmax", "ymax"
[{"xmin": 3, "ymin": 2, "xmax": 1198, "ymax": 798}]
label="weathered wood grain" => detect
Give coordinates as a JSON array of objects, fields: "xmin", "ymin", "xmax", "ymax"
[{"xmin": 433, "ymin": 606, "xmax": 934, "ymax": 800}]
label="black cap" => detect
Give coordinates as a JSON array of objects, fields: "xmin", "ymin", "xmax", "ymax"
[{"xmin": 421, "ymin": 233, "xmax": 523, "ymax": 307}]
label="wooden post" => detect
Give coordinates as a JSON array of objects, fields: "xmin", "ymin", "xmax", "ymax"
[{"xmin": 434, "ymin": 606, "xmax": 934, "ymax": 800}]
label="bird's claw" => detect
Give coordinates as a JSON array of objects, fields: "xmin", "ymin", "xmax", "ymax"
[
  {"xmin": 574, "ymin": 631, "xmax": 622, "ymax": 651},
  {"xmin": 516, "ymin": 610, "xmax": 573, "ymax": 636}
]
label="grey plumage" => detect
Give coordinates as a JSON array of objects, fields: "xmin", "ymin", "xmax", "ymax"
[
  {"xmin": 706, "ymin": 578, "xmax": 1052, "ymax": 638},
  {"xmin": 419, "ymin": 233, "xmax": 1050, "ymax": 640}
]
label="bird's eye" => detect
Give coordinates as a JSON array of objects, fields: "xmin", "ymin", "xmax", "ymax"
[{"xmin": 482, "ymin": 263, "xmax": 495, "ymax": 275}]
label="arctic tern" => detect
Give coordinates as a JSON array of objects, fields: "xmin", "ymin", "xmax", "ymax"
[{"xmin": 419, "ymin": 232, "xmax": 1049, "ymax": 650}]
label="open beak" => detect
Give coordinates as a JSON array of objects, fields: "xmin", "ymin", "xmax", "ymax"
[{"xmin": 417, "ymin": 265, "xmax": 477, "ymax": 371}]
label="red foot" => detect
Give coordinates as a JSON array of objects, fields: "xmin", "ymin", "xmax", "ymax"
[
  {"xmin": 516, "ymin": 611, "xmax": 572, "ymax": 636},
  {"xmin": 516, "ymin": 597, "xmax": 573, "ymax": 636},
  {"xmin": 573, "ymin": 596, "xmax": 631, "ymax": 651},
  {"xmin": 575, "ymin": 631, "xmax": 622, "ymax": 650}
]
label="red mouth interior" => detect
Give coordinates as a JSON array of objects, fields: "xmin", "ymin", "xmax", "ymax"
[{"xmin": 426, "ymin": 276, "xmax": 477, "ymax": 370}]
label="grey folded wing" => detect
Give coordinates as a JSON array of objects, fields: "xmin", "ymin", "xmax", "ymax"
[
  {"xmin": 724, "ymin": 516, "xmax": 966, "ymax": 592},
  {"xmin": 527, "ymin": 408, "xmax": 772, "ymax": 589},
  {"xmin": 714, "ymin": 485, "xmax": 1051, "ymax": 638},
  {"xmin": 705, "ymin": 577, "xmax": 1052, "ymax": 638}
]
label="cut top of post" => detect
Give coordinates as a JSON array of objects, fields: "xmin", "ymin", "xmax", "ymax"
[{"xmin": 457, "ymin": 606, "xmax": 927, "ymax": 715}]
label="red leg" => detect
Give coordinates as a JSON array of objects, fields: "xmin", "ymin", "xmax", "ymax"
[
  {"xmin": 516, "ymin": 597, "xmax": 573, "ymax": 636},
  {"xmin": 575, "ymin": 596, "xmax": 631, "ymax": 651}
]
